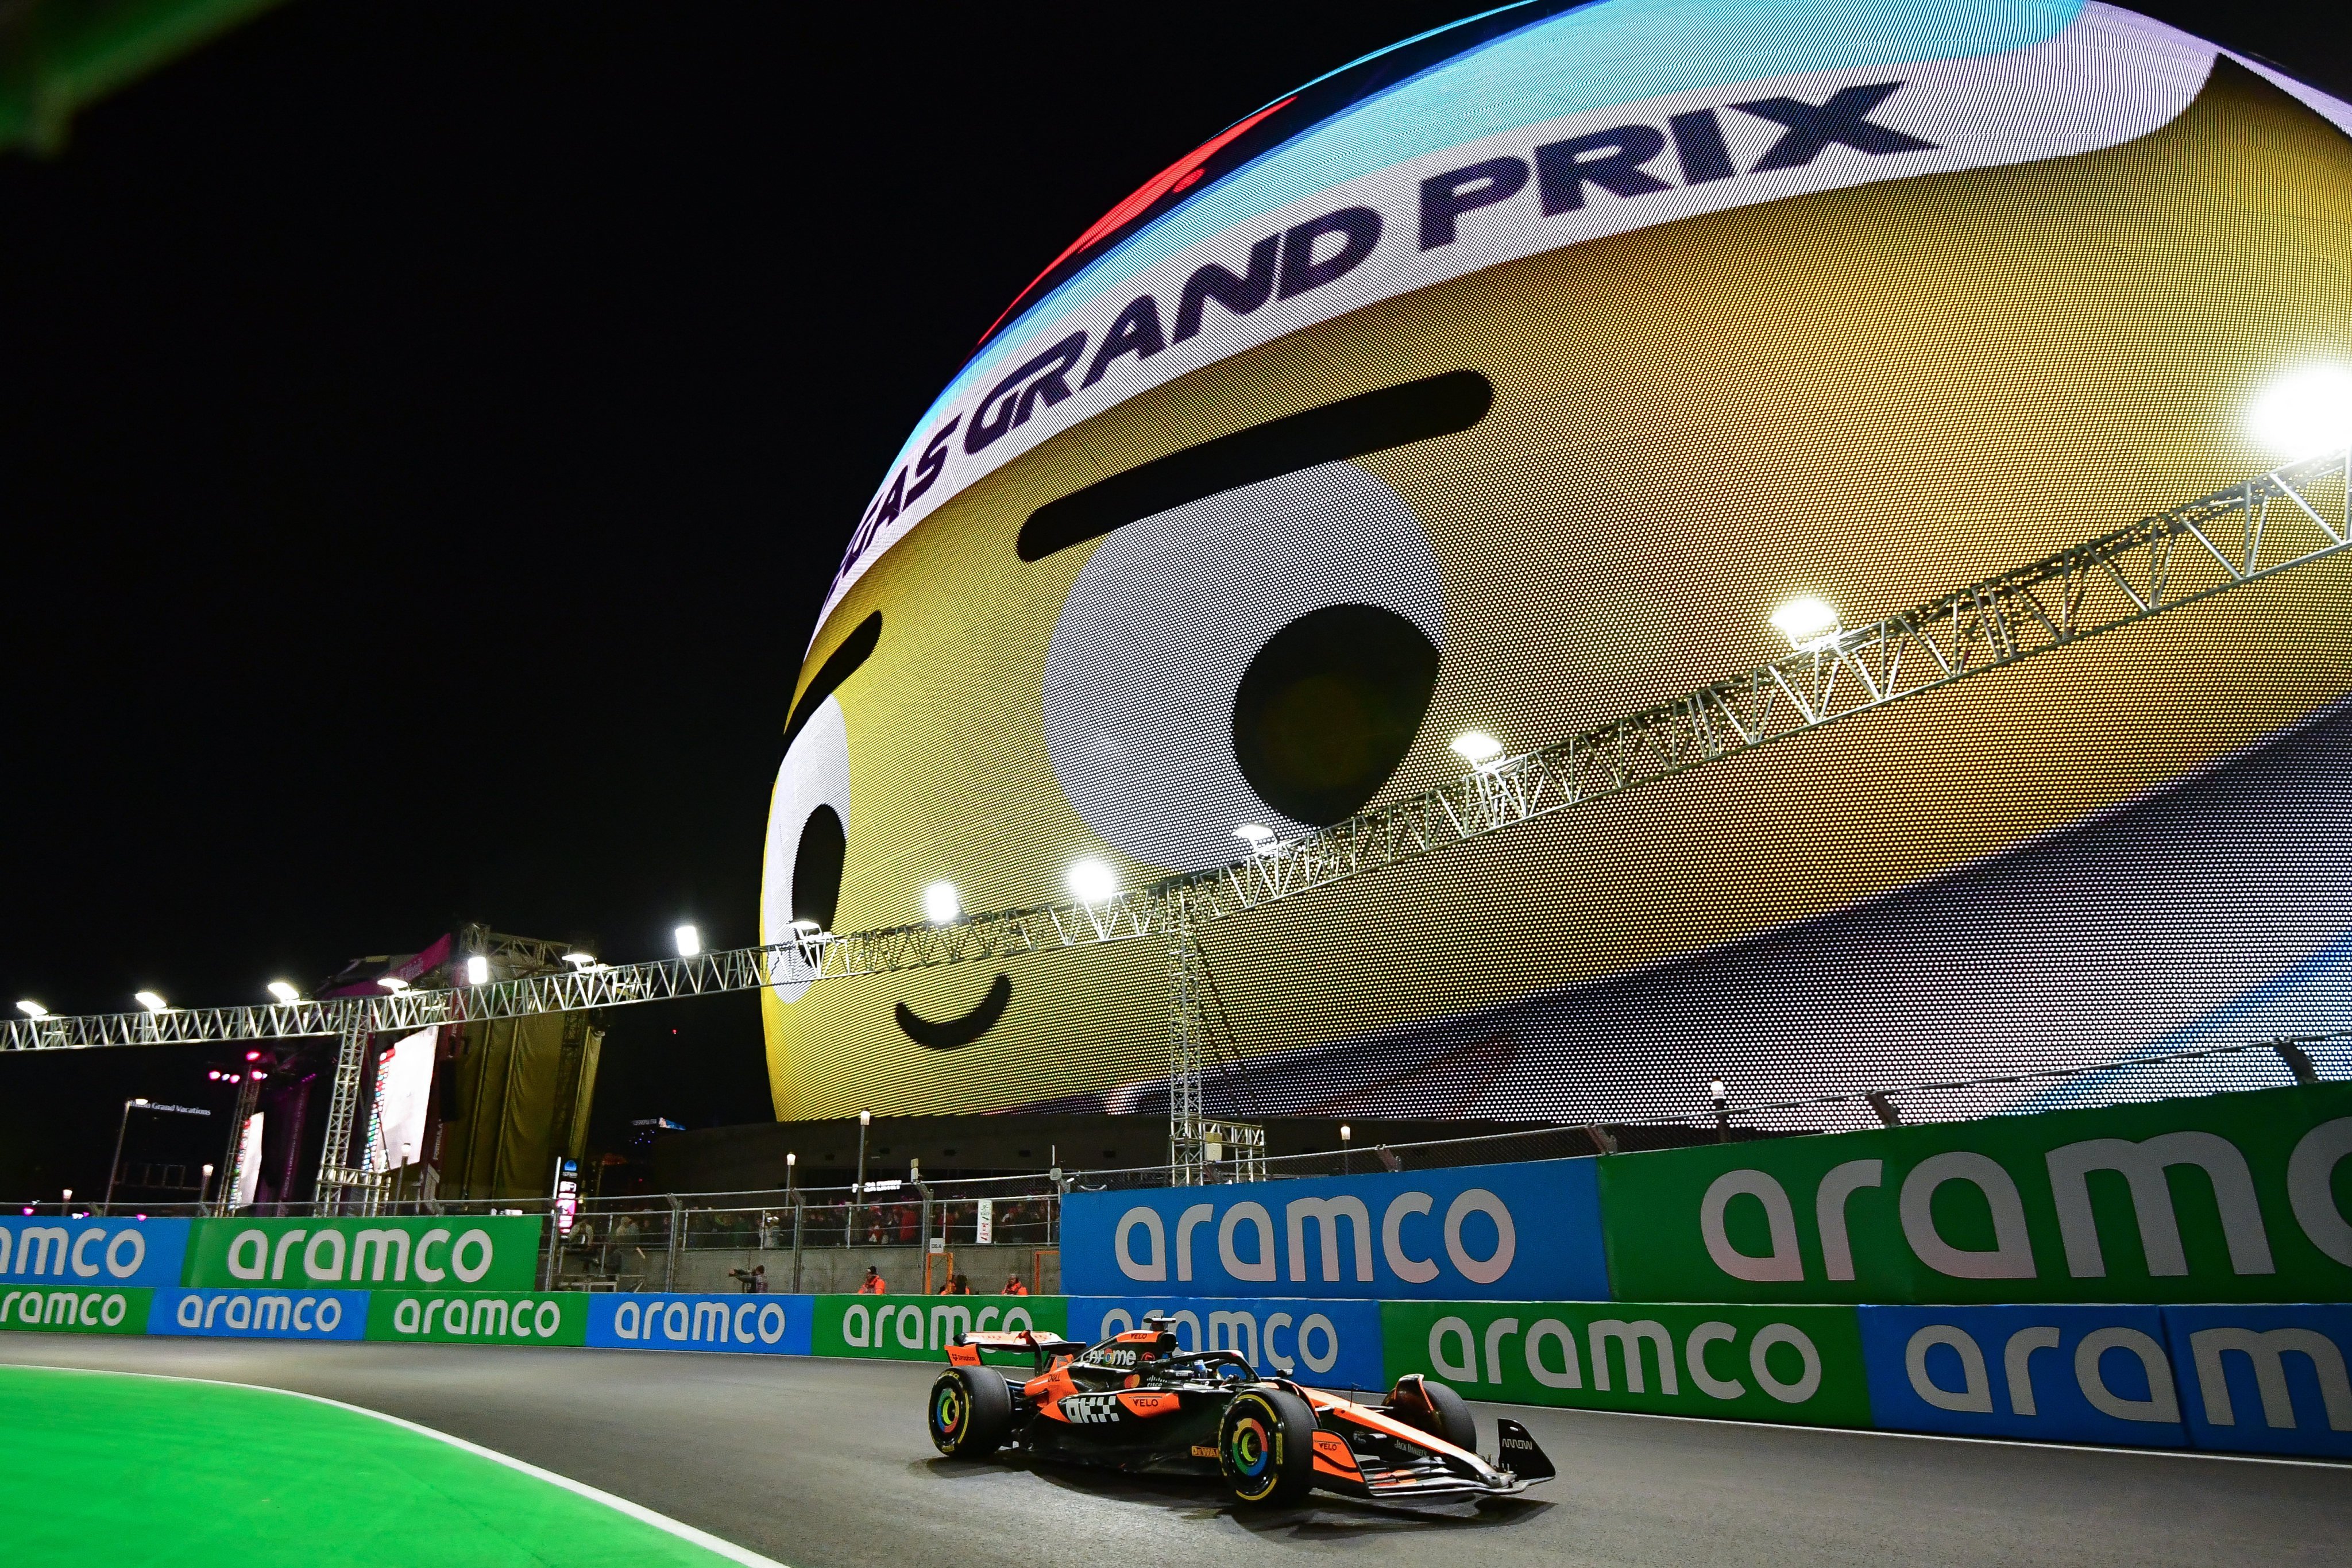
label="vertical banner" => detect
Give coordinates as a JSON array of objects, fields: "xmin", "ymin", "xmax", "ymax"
[
  {"xmin": 231, "ymin": 1113, "xmax": 264, "ymax": 1208},
  {"xmin": 1859, "ymin": 1304, "xmax": 2187, "ymax": 1447},
  {"xmin": 368, "ymin": 1026, "xmax": 437, "ymax": 1173},
  {"xmin": 1380, "ymin": 1300, "xmax": 1872, "ymax": 1428},
  {"xmin": 976, "ymin": 1198, "xmax": 994, "ymax": 1245}
]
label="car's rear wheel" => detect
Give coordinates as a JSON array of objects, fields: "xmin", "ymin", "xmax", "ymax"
[
  {"xmin": 928, "ymin": 1366, "xmax": 1013, "ymax": 1458},
  {"xmin": 1217, "ymin": 1387, "xmax": 1316, "ymax": 1507}
]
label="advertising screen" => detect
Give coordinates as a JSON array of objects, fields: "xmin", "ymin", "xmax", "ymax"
[{"xmin": 761, "ymin": 1, "xmax": 2352, "ymax": 1127}]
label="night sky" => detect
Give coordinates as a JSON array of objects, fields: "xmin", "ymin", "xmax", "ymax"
[{"xmin": 1, "ymin": 1, "xmax": 2345, "ymax": 1197}]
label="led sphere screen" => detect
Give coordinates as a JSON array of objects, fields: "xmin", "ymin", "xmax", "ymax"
[{"xmin": 763, "ymin": 0, "xmax": 2352, "ymax": 1129}]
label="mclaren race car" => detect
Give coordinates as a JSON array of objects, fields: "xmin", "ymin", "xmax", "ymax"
[{"xmin": 926, "ymin": 1319, "xmax": 1555, "ymax": 1508}]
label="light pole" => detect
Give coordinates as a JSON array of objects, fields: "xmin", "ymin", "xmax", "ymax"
[
  {"xmin": 102, "ymin": 1098, "xmax": 149, "ymax": 1215},
  {"xmin": 199, "ymin": 1164, "xmax": 215, "ymax": 1208},
  {"xmin": 1339, "ymin": 1123, "xmax": 1352, "ymax": 1176},
  {"xmin": 848, "ymin": 1110, "xmax": 871, "ymax": 1247}
]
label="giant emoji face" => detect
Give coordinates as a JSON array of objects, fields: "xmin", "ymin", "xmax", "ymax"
[{"xmin": 763, "ymin": 1, "xmax": 2352, "ymax": 1127}]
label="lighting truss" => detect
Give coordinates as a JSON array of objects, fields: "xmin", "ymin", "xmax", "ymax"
[{"xmin": 6, "ymin": 449, "xmax": 2346, "ymax": 1198}]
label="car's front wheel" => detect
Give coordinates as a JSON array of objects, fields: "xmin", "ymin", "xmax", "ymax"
[
  {"xmin": 928, "ymin": 1366, "xmax": 1013, "ymax": 1458},
  {"xmin": 1216, "ymin": 1387, "xmax": 1316, "ymax": 1507}
]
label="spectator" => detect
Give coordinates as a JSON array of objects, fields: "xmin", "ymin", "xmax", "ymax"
[
  {"xmin": 896, "ymin": 1203, "xmax": 919, "ymax": 1245},
  {"xmin": 750, "ymin": 1265, "xmax": 770, "ymax": 1294},
  {"xmin": 857, "ymin": 1265, "xmax": 887, "ymax": 1295},
  {"xmin": 1003, "ymin": 1273, "xmax": 1029, "ymax": 1296},
  {"xmin": 938, "ymin": 1272, "xmax": 974, "ymax": 1295}
]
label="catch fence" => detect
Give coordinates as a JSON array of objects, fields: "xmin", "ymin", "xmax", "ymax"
[{"xmin": 30, "ymin": 1027, "xmax": 2342, "ymax": 1291}]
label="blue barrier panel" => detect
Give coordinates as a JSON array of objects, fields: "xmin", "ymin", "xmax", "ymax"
[
  {"xmin": 150, "ymin": 1287, "xmax": 367, "ymax": 1340},
  {"xmin": 0, "ymin": 1216, "xmax": 189, "ymax": 1288},
  {"xmin": 1063, "ymin": 1158, "xmax": 1608, "ymax": 1300},
  {"xmin": 1069, "ymin": 1296, "xmax": 1387, "ymax": 1392},
  {"xmin": 1859, "ymin": 1304, "xmax": 2185, "ymax": 1447},
  {"xmin": 588, "ymin": 1293, "xmax": 814, "ymax": 1355},
  {"xmin": 2163, "ymin": 1304, "xmax": 2352, "ymax": 1458}
]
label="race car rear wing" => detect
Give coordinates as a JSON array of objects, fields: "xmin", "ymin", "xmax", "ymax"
[{"xmin": 947, "ymin": 1328, "xmax": 1089, "ymax": 1367}]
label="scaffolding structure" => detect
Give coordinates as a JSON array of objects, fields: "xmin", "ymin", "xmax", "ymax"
[{"xmin": 6, "ymin": 447, "xmax": 2347, "ymax": 1196}]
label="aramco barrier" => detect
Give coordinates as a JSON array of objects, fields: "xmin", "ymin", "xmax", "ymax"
[{"xmin": 3, "ymin": 1085, "xmax": 2347, "ymax": 1457}]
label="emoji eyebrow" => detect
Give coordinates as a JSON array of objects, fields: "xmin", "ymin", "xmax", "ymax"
[
  {"xmin": 782, "ymin": 610, "xmax": 882, "ymax": 754},
  {"xmin": 1015, "ymin": 369, "xmax": 1491, "ymax": 562}
]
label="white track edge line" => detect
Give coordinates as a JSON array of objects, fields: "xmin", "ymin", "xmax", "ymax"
[
  {"xmin": 1470, "ymin": 1391, "xmax": 2351, "ymax": 1469},
  {"xmin": 4, "ymin": 1363, "xmax": 786, "ymax": 1566}
]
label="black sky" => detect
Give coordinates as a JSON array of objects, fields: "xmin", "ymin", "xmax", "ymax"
[{"xmin": 1, "ymin": 1, "xmax": 2345, "ymax": 1196}]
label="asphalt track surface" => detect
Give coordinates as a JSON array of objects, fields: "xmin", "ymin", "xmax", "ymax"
[{"xmin": 6, "ymin": 1334, "xmax": 2347, "ymax": 1568}]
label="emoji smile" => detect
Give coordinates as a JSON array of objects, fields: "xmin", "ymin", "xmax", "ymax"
[{"xmin": 896, "ymin": 974, "xmax": 1013, "ymax": 1049}]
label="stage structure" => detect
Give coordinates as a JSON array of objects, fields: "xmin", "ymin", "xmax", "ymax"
[{"xmin": 7, "ymin": 446, "xmax": 2348, "ymax": 1193}]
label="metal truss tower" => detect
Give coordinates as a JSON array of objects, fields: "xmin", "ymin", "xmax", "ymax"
[{"xmin": 8, "ymin": 447, "xmax": 2349, "ymax": 1192}]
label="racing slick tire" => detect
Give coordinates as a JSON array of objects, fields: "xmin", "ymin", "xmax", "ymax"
[
  {"xmin": 1395, "ymin": 1378, "xmax": 1478, "ymax": 1454},
  {"xmin": 1216, "ymin": 1387, "xmax": 1316, "ymax": 1508},
  {"xmin": 929, "ymin": 1366, "xmax": 1013, "ymax": 1458}
]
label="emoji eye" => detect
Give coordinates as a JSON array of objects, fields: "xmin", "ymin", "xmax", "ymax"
[
  {"xmin": 1042, "ymin": 459, "xmax": 1443, "ymax": 872},
  {"xmin": 762, "ymin": 694, "xmax": 852, "ymax": 999}
]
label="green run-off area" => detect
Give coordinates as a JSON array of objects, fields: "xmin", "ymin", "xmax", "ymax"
[{"xmin": 0, "ymin": 1365, "xmax": 737, "ymax": 1567}]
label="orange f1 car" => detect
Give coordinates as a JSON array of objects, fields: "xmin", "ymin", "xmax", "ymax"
[{"xmin": 927, "ymin": 1319, "xmax": 1555, "ymax": 1508}]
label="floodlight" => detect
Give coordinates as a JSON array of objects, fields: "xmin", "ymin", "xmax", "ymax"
[
  {"xmin": 789, "ymin": 918, "xmax": 821, "ymax": 936},
  {"xmin": 1233, "ymin": 824, "xmax": 1276, "ymax": 851},
  {"xmin": 377, "ymin": 975, "xmax": 410, "ymax": 992},
  {"xmin": 245, "ymin": 1049, "xmax": 260, "ymax": 1061},
  {"xmin": 266, "ymin": 980, "xmax": 299, "ymax": 1004},
  {"xmin": 674, "ymin": 924, "xmax": 702, "ymax": 958},
  {"xmin": 1709, "ymin": 1078, "xmax": 1727, "ymax": 1104},
  {"xmin": 465, "ymin": 955, "xmax": 490, "ymax": 985},
  {"xmin": 2249, "ymin": 364, "xmax": 2352, "ymax": 461},
  {"xmin": 16, "ymin": 1000, "xmax": 45, "ymax": 1019},
  {"xmin": 1450, "ymin": 731, "xmax": 1504, "ymax": 767},
  {"xmin": 561, "ymin": 950, "xmax": 596, "ymax": 970},
  {"xmin": 859, "ymin": 1110, "xmax": 872, "ymax": 1126},
  {"xmin": 1770, "ymin": 596, "xmax": 1841, "ymax": 648},
  {"xmin": 1066, "ymin": 856, "xmax": 1119, "ymax": 904},
  {"xmin": 134, "ymin": 991, "xmax": 167, "ymax": 1013},
  {"xmin": 921, "ymin": 882, "xmax": 961, "ymax": 924}
]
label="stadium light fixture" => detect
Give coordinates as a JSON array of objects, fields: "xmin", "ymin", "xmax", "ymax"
[
  {"xmin": 245, "ymin": 1050, "xmax": 260, "ymax": 1061},
  {"xmin": 16, "ymin": 1000, "xmax": 45, "ymax": 1019},
  {"xmin": 1449, "ymin": 731, "xmax": 1505, "ymax": 768},
  {"xmin": 2249, "ymin": 364, "xmax": 2352, "ymax": 461},
  {"xmin": 562, "ymin": 950, "xmax": 596, "ymax": 970},
  {"xmin": 1066, "ymin": 856, "xmax": 1119, "ymax": 905},
  {"xmin": 466, "ymin": 955, "xmax": 490, "ymax": 985},
  {"xmin": 134, "ymin": 991, "xmax": 167, "ymax": 1013},
  {"xmin": 1233, "ymin": 824, "xmax": 1276, "ymax": 852},
  {"xmin": 921, "ymin": 882, "xmax": 961, "ymax": 924},
  {"xmin": 265, "ymin": 980, "xmax": 299, "ymax": 1004},
  {"xmin": 377, "ymin": 975, "xmax": 410, "ymax": 993},
  {"xmin": 1770, "ymin": 596, "xmax": 1841, "ymax": 648},
  {"xmin": 674, "ymin": 924, "xmax": 702, "ymax": 958}
]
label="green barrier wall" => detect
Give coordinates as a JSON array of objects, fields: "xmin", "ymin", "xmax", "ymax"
[
  {"xmin": 0, "ymin": 1284, "xmax": 151, "ymax": 1335},
  {"xmin": 1601, "ymin": 1084, "xmax": 2352, "ymax": 1304},
  {"xmin": 813, "ymin": 1293, "xmax": 1065, "ymax": 1360},
  {"xmin": 364, "ymin": 1290, "xmax": 587, "ymax": 1346},
  {"xmin": 187, "ymin": 1216, "xmax": 543, "ymax": 1291},
  {"xmin": 1381, "ymin": 1299, "xmax": 1870, "ymax": 1427}
]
